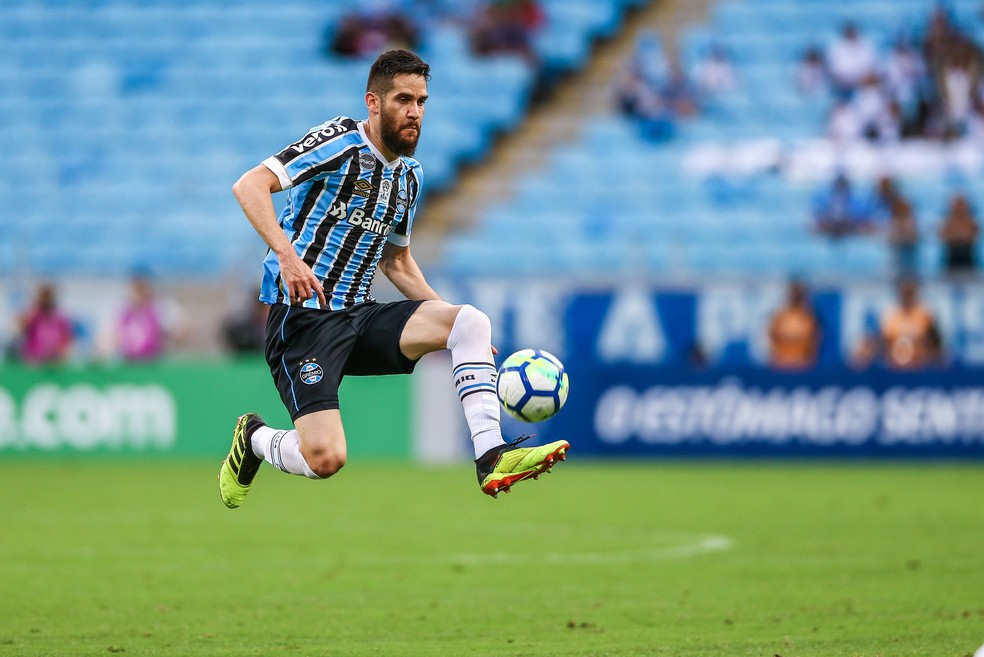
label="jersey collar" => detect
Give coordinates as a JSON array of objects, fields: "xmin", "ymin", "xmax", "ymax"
[{"xmin": 358, "ymin": 121, "xmax": 401, "ymax": 169}]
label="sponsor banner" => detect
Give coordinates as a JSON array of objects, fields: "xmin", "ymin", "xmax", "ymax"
[
  {"xmin": 425, "ymin": 276, "xmax": 984, "ymax": 457},
  {"xmin": 0, "ymin": 360, "xmax": 410, "ymax": 457},
  {"xmin": 543, "ymin": 366, "xmax": 984, "ymax": 457},
  {"xmin": 430, "ymin": 277, "xmax": 984, "ymax": 369}
]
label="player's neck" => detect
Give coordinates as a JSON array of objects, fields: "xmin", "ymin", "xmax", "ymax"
[{"xmin": 362, "ymin": 119, "xmax": 398, "ymax": 162}]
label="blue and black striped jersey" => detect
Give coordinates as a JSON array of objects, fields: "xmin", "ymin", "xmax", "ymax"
[{"xmin": 258, "ymin": 116, "xmax": 423, "ymax": 310}]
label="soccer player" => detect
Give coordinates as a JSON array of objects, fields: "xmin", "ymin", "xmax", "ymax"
[{"xmin": 218, "ymin": 49, "xmax": 568, "ymax": 507}]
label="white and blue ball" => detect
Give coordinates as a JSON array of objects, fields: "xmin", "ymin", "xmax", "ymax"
[{"xmin": 496, "ymin": 349, "xmax": 569, "ymax": 423}]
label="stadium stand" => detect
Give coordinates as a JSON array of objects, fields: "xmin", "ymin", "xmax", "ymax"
[
  {"xmin": 0, "ymin": 0, "xmax": 644, "ymax": 278},
  {"xmin": 444, "ymin": 0, "xmax": 984, "ymax": 279}
]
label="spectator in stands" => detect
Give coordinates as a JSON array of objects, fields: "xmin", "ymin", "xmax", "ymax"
[
  {"xmin": 221, "ymin": 288, "xmax": 270, "ymax": 356},
  {"xmin": 107, "ymin": 273, "xmax": 189, "ymax": 363},
  {"xmin": 864, "ymin": 175, "xmax": 905, "ymax": 223},
  {"xmin": 468, "ymin": 0, "xmax": 543, "ymax": 64},
  {"xmin": 937, "ymin": 40, "xmax": 983, "ymax": 138},
  {"xmin": 826, "ymin": 22, "xmax": 877, "ymax": 95},
  {"xmin": 812, "ymin": 174, "xmax": 875, "ymax": 238},
  {"xmin": 886, "ymin": 197, "xmax": 920, "ymax": 278},
  {"xmin": 616, "ymin": 65, "xmax": 675, "ymax": 141},
  {"xmin": 826, "ymin": 96, "xmax": 864, "ymax": 143},
  {"xmin": 880, "ymin": 277, "xmax": 943, "ymax": 370},
  {"xmin": 694, "ymin": 44, "xmax": 738, "ymax": 98},
  {"xmin": 16, "ymin": 282, "xmax": 74, "ymax": 365},
  {"xmin": 326, "ymin": 8, "xmax": 420, "ymax": 58},
  {"xmin": 795, "ymin": 46, "xmax": 828, "ymax": 96},
  {"xmin": 922, "ymin": 5, "xmax": 956, "ymax": 69},
  {"xmin": 767, "ymin": 279, "xmax": 822, "ymax": 370},
  {"xmin": 851, "ymin": 74, "xmax": 903, "ymax": 143},
  {"xmin": 883, "ymin": 35, "xmax": 930, "ymax": 134},
  {"xmin": 938, "ymin": 192, "xmax": 979, "ymax": 273},
  {"xmin": 920, "ymin": 6, "xmax": 984, "ymax": 139},
  {"xmin": 661, "ymin": 58, "xmax": 699, "ymax": 119},
  {"xmin": 616, "ymin": 47, "xmax": 697, "ymax": 142}
]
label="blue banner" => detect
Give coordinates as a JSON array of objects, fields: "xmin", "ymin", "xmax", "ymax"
[
  {"xmin": 432, "ymin": 277, "xmax": 984, "ymax": 457},
  {"xmin": 540, "ymin": 365, "xmax": 984, "ymax": 457},
  {"xmin": 431, "ymin": 277, "xmax": 984, "ymax": 369}
]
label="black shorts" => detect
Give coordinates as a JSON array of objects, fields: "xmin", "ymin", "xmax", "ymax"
[{"xmin": 264, "ymin": 300, "xmax": 425, "ymax": 420}]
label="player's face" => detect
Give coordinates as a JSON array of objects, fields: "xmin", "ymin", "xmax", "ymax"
[{"xmin": 377, "ymin": 74, "xmax": 427, "ymax": 157}]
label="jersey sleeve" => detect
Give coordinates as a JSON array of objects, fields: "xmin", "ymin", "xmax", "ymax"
[
  {"xmin": 262, "ymin": 118, "xmax": 357, "ymax": 190},
  {"xmin": 387, "ymin": 163, "xmax": 423, "ymax": 247}
]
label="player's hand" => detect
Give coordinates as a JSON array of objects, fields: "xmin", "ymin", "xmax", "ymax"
[
  {"xmin": 279, "ymin": 252, "xmax": 327, "ymax": 307},
  {"xmin": 492, "ymin": 345, "xmax": 499, "ymax": 355}
]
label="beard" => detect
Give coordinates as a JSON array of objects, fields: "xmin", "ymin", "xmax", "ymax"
[{"xmin": 379, "ymin": 103, "xmax": 421, "ymax": 157}]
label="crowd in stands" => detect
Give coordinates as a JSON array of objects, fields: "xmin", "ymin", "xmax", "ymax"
[
  {"xmin": 810, "ymin": 172, "xmax": 980, "ymax": 276},
  {"xmin": 616, "ymin": 31, "xmax": 738, "ymax": 140},
  {"xmin": 325, "ymin": 0, "xmax": 545, "ymax": 65},
  {"xmin": 6, "ymin": 276, "xmax": 955, "ymax": 373},
  {"xmin": 326, "ymin": 9, "xmax": 421, "ymax": 58},
  {"xmin": 3, "ymin": 278, "xmax": 262, "ymax": 367},
  {"xmin": 801, "ymin": 10, "xmax": 984, "ymax": 144},
  {"xmin": 767, "ymin": 277, "xmax": 945, "ymax": 372}
]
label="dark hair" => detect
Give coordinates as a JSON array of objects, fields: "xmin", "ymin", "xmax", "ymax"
[{"xmin": 366, "ymin": 49, "xmax": 430, "ymax": 95}]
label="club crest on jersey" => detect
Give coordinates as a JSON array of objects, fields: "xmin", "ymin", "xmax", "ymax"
[
  {"xmin": 359, "ymin": 152, "xmax": 376, "ymax": 170},
  {"xmin": 299, "ymin": 359, "xmax": 323, "ymax": 385},
  {"xmin": 377, "ymin": 179, "xmax": 393, "ymax": 210}
]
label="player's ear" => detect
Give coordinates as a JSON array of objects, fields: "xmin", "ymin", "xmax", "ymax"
[{"xmin": 365, "ymin": 91, "xmax": 380, "ymax": 115}]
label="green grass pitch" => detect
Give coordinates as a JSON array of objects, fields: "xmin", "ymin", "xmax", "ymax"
[{"xmin": 0, "ymin": 459, "xmax": 982, "ymax": 657}]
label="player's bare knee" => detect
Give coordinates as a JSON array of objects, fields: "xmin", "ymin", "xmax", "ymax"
[
  {"xmin": 307, "ymin": 450, "xmax": 346, "ymax": 478},
  {"xmin": 299, "ymin": 441, "xmax": 347, "ymax": 478}
]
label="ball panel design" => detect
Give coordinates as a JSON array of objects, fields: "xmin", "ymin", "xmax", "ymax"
[{"xmin": 495, "ymin": 349, "xmax": 569, "ymax": 423}]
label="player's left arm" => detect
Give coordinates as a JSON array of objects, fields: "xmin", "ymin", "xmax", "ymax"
[{"xmin": 378, "ymin": 242, "xmax": 443, "ymax": 302}]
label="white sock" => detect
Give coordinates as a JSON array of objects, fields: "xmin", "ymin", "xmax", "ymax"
[
  {"xmin": 447, "ymin": 305, "xmax": 506, "ymax": 459},
  {"xmin": 251, "ymin": 426, "xmax": 321, "ymax": 479}
]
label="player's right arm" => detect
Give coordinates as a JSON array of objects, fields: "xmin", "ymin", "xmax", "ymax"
[{"xmin": 232, "ymin": 165, "xmax": 327, "ymax": 307}]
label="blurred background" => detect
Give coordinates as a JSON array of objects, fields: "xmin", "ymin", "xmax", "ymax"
[{"xmin": 3, "ymin": 0, "xmax": 984, "ymax": 460}]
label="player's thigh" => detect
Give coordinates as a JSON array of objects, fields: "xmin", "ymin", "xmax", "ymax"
[
  {"xmin": 400, "ymin": 300, "xmax": 461, "ymax": 361},
  {"xmin": 294, "ymin": 409, "xmax": 347, "ymax": 465}
]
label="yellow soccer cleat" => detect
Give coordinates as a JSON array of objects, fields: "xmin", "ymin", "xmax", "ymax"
[
  {"xmin": 217, "ymin": 413, "xmax": 265, "ymax": 509},
  {"xmin": 475, "ymin": 435, "xmax": 570, "ymax": 498}
]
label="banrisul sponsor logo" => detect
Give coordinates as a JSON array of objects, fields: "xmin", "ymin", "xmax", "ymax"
[
  {"xmin": 347, "ymin": 208, "xmax": 392, "ymax": 236},
  {"xmin": 0, "ymin": 383, "xmax": 176, "ymax": 451}
]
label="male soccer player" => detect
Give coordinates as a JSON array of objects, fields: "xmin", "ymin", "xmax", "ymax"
[{"xmin": 218, "ymin": 49, "xmax": 568, "ymax": 507}]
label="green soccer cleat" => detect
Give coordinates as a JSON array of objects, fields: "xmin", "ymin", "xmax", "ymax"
[
  {"xmin": 475, "ymin": 435, "xmax": 570, "ymax": 498},
  {"xmin": 217, "ymin": 413, "xmax": 265, "ymax": 509}
]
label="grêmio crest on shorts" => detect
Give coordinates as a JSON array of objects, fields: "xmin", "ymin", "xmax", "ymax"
[{"xmin": 258, "ymin": 116, "xmax": 423, "ymax": 311}]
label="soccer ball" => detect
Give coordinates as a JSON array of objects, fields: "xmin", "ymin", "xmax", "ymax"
[{"xmin": 496, "ymin": 349, "xmax": 569, "ymax": 423}]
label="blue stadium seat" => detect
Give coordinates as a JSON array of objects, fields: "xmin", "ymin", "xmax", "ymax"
[{"xmin": 6, "ymin": 0, "xmax": 598, "ymax": 276}]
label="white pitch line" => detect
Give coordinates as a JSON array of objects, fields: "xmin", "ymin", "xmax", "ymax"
[
  {"xmin": 334, "ymin": 533, "xmax": 734, "ymax": 567},
  {"xmin": 445, "ymin": 534, "xmax": 734, "ymax": 566}
]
